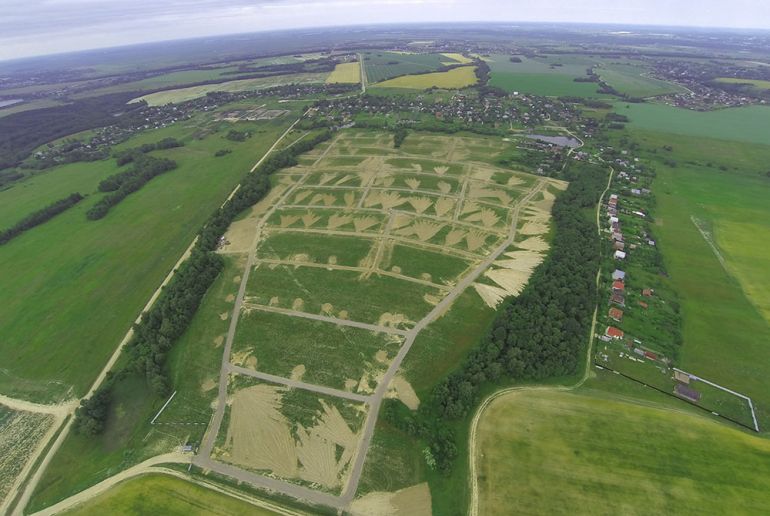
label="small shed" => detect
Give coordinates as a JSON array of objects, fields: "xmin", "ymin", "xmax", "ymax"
[
  {"xmin": 612, "ymin": 269, "xmax": 626, "ymax": 281},
  {"xmin": 674, "ymin": 370, "xmax": 691, "ymax": 384},
  {"xmin": 614, "ymin": 250, "xmax": 627, "ymax": 260},
  {"xmin": 675, "ymin": 384, "xmax": 701, "ymax": 402}
]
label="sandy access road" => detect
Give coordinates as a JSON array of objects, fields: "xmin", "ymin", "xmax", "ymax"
[
  {"xmin": 466, "ymin": 166, "xmax": 613, "ymax": 516},
  {"xmin": 8, "ymin": 115, "xmax": 305, "ymax": 516}
]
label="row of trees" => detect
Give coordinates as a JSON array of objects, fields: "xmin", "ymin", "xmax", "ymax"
[
  {"xmin": 0, "ymin": 193, "xmax": 84, "ymax": 245},
  {"xmin": 386, "ymin": 161, "xmax": 608, "ymax": 471},
  {"xmin": 114, "ymin": 137, "xmax": 183, "ymax": 166},
  {"xmin": 74, "ymin": 128, "xmax": 332, "ymax": 434},
  {"xmin": 393, "ymin": 127, "xmax": 407, "ymax": 148},
  {"xmin": 87, "ymin": 155, "xmax": 177, "ymax": 219}
]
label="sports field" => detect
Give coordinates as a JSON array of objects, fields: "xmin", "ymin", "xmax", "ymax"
[
  {"xmin": 475, "ymin": 390, "xmax": 770, "ymax": 515},
  {"xmin": 132, "ymin": 72, "xmax": 329, "ymax": 105},
  {"xmin": 374, "ymin": 66, "xmax": 478, "ymax": 89},
  {"xmin": 0, "ymin": 105, "xmax": 298, "ymax": 402},
  {"xmin": 64, "ymin": 474, "xmax": 278, "ymax": 515},
  {"xmin": 326, "ymin": 61, "xmax": 361, "ymax": 84}
]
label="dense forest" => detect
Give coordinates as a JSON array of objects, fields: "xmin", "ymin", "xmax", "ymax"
[
  {"xmin": 0, "ymin": 192, "xmax": 84, "ymax": 245},
  {"xmin": 385, "ymin": 161, "xmax": 608, "ymax": 471},
  {"xmin": 87, "ymin": 155, "xmax": 177, "ymax": 220},
  {"xmin": 74, "ymin": 129, "xmax": 332, "ymax": 434}
]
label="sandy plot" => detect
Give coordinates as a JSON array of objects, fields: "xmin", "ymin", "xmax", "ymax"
[
  {"xmin": 515, "ymin": 236, "xmax": 549, "ymax": 252},
  {"xmin": 485, "ymin": 268, "xmax": 530, "ymax": 296},
  {"xmin": 224, "ymin": 385, "xmax": 298, "ymax": 477},
  {"xmin": 231, "ymin": 349, "xmax": 254, "ymax": 368},
  {"xmin": 468, "ymin": 185, "xmax": 512, "ymax": 205},
  {"xmin": 354, "ymin": 216, "xmax": 380, "ymax": 232},
  {"xmin": 290, "ymin": 364, "xmax": 306, "ymax": 381},
  {"xmin": 318, "ymin": 172, "xmax": 337, "ymax": 186},
  {"xmin": 520, "ymin": 221, "xmax": 549, "ymax": 235},
  {"xmin": 375, "ymin": 350, "xmax": 389, "ymax": 364},
  {"xmin": 405, "ymin": 178, "xmax": 421, "ymax": 190},
  {"xmin": 350, "ymin": 483, "xmax": 432, "ymax": 516},
  {"xmin": 344, "ymin": 191, "xmax": 356, "ymax": 207},
  {"xmin": 233, "ymin": 275, "xmax": 241, "ymax": 283},
  {"xmin": 385, "ymin": 375, "xmax": 421, "ymax": 410},
  {"xmin": 345, "ymin": 379, "xmax": 358, "ymax": 391},
  {"xmin": 411, "ymin": 163, "xmax": 423, "ymax": 172},
  {"xmin": 471, "ymin": 167, "xmax": 494, "ymax": 182},
  {"xmin": 394, "ymin": 220, "xmax": 444, "ymax": 242},
  {"xmin": 499, "ymin": 251, "xmax": 545, "ymax": 271},
  {"xmin": 338, "ymin": 310, "xmax": 349, "ymax": 319},
  {"xmin": 335, "ymin": 174, "xmax": 356, "ymax": 186},
  {"xmin": 280, "ymin": 215, "xmax": 300, "ymax": 228},
  {"xmin": 328, "ymin": 214, "xmax": 354, "ymax": 230},
  {"xmin": 507, "ymin": 176, "xmax": 524, "ymax": 187},
  {"xmin": 269, "ymin": 296, "xmax": 280, "ymax": 306},
  {"xmin": 391, "ymin": 213, "xmax": 412, "ymax": 229},
  {"xmin": 321, "ymin": 303, "xmax": 334, "ymax": 315},
  {"xmin": 378, "ymin": 312, "xmax": 412, "ymax": 329},
  {"xmin": 301, "ymin": 212, "xmax": 321, "ymax": 227},
  {"xmin": 292, "ymin": 298, "xmax": 305, "ymax": 311},
  {"xmin": 423, "ymin": 293, "xmax": 442, "ymax": 305},
  {"xmin": 523, "ymin": 206, "xmax": 550, "ymax": 223},
  {"xmin": 461, "ymin": 201, "xmax": 481, "ymax": 216},
  {"xmin": 465, "ymin": 231, "xmax": 488, "ymax": 251},
  {"xmin": 407, "ymin": 197, "xmax": 433, "ymax": 214},
  {"xmin": 444, "ymin": 229, "xmax": 467, "ymax": 247},
  {"xmin": 219, "ymin": 312, "xmax": 229, "ymax": 320},
  {"xmin": 549, "ymin": 178, "xmax": 568, "ymax": 190},
  {"xmin": 433, "ymin": 166, "xmax": 449, "ymax": 176},
  {"xmin": 201, "ymin": 378, "xmax": 217, "ymax": 392},
  {"xmin": 310, "ymin": 193, "xmax": 336, "ymax": 206},
  {"xmin": 473, "ymin": 282, "xmax": 510, "ymax": 309},
  {"xmin": 294, "ymin": 190, "xmax": 312, "ymax": 204},
  {"xmin": 464, "ymin": 208, "xmax": 500, "ymax": 228},
  {"xmin": 366, "ymin": 191, "xmax": 407, "ymax": 210},
  {"xmin": 214, "ymin": 335, "xmax": 224, "ymax": 347},
  {"xmin": 434, "ymin": 197, "xmax": 455, "ymax": 217},
  {"xmin": 219, "ymin": 218, "xmax": 256, "ymax": 253},
  {"xmin": 328, "ymin": 256, "xmax": 337, "ymax": 265},
  {"xmin": 391, "ymin": 265, "xmax": 402, "ymax": 274},
  {"xmin": 437, "ymin": 181, "xmax": 452, "ymax": 194}
]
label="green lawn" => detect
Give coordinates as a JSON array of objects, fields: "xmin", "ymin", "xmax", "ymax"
[
  {"xmin": 64, "ymin": 474, "xmax": 278, "ymax": 515},
  {"xmin": 621, "ymin": 102, "xmax": 770, "ymax": 145},
  {"xmin": 0, "ymin": 108, "xmax": 297, "ymax": 403},
  {"xmin": 476, "ymin": 390, "xmax": 770, "ymax": 515}
]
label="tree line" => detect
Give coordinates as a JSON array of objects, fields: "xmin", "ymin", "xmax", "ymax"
[
  {"xmin": 0, "ymin": 192, "xmax": 84, "ymax": 245},
  {"xmin": 386, "ymin": 161, "xmax": 608, "ymax": 471},
  {"xmin": 114, "ymin": 137, "xmax": 183, "ymax": 166},
  {"xmin": 74, "ymin": 128, "xmax": 332, "ymax": 434},
  {"xmin": 87, "ymin": 155, "xmax": 177, "ymax": 220}
]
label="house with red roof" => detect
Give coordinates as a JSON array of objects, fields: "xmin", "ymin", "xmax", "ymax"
[
  {"xmin": 608, "ymin": 307, "xmax": 624, "ymax": 322},
  {"xmin": 605, "ymin": 326, "xmax": 624, "ymax": 339}
]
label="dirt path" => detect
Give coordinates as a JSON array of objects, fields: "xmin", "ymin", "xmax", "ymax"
[
  {"xmin": 227, "ymin": 364, "xmax": 372, "ymax": 403},
  {"xmin": 0, "ymin": 395, "xmax": 75, "ymax": 416},
  {"xmin": 467, "ymin": 167, "xmax": 613, "ymax": 516},
  {"xmin": 10, "ymin": 115, "xmax": 306, "ymax": 516},
  {"xmin": 358, "ymin": 53, "xmax": 367, "ymax": 93}
]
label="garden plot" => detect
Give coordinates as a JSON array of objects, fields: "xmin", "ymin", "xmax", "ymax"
[
  {"xmin": 0, "ymin": 405, "xmax": 55, "ymax": 506},
  {"xmin": 213, "ymin": 376, "xmax": 366, "ymax": 494},
  {"xmin": 231, "ymin": 310, "xmax": 404, "ymax": 392}
]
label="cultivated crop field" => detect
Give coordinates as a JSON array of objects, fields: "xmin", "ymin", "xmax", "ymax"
[
  {"xmin": 199, "ymin": 129, "xmax": 561, "ymax": 506},
  {"xmin": 486, "ymin": 54, "xmax": 605, "ymax": 97},
  {"xmin": 363, "ymin": 52, "xmax": 459, "ymax": 83},
  {"xmin": 0, "ymin": 405, "xmax": 54, "ymax": 507},
  {"xmin": 374, "ymin": 66, "xmax": 478, "ymax": 90},
  {"xmin": 326, "ymin": 61, "xmax": 361, "ymax": 84},
  {"xmin": 474, "ymin": 390, "xmax": 770, "ymax": 515}
]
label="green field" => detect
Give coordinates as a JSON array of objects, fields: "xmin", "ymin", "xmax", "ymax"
[
  {"xmin": 486, "ymin": 54, "xmax": 604, "ymax": 97},
  {"xmin": 0, "ymin": 106, "xmax": 298, "ymax": 402},
  {"xmin": 621, "ymin": 103, "xmax": 770, "ymax": 145},
  {"xmin": 597, "ymin": 62, "xmax": 684, "ymax": 97},
  {"xmin": 30, "ymin": 254, "xmax": 243, "ymax": 511},
  {"xmin": 715, "ymin": 77, "xmax": 770, "ymax": 90},
  {"xmin": 64, "ymin": 474, "xmax": 278, "ymax": 515},
  {"xmin": 363, "ymin": 52, "xmax": 455, "ymax": 83},
  {"xmin": 475, "ymin": 390, "xmax": 770, "ymax": 515}
]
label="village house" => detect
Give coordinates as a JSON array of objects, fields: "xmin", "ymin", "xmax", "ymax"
[
  {"xmin": 612, "ymin": 280, "xmax": 625, "ymax": 292},
  {"xmin": 608, "ymin": 307, "xmax": 624, "ymax": 322},
  {"xmin": 612, "ymin": 269, "xmax": 626, "ymax": 281},
  {"xmin": 614, "ymin": 250, "xmax": 626, "ymax": 260},
  {"xmin": 605, "ymin": 326, "xmax": 624, "ymax": 339}
]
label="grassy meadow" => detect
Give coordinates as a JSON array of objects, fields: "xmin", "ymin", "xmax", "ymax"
[
  {"xmin": 486, "ymin": 54, "xmax": 603, "ymax": 97},
  {"xmin": 0, "ymin": 105, "xmax": 298, "ymax": 403},
  {"xmin": 362, "ymin": 52, "xmax": 454, "ymax": 83},
  {"xmin": 597, "ymin": 62, "xmax": 684, "ymax": 97},
  {"xmin": 476, "ymin": 390, "xmax": 770, "ymax": 515},
  {"xmin": 326, "ymin": 61, "xmax": 361, "ymax": 84},
  {"xmin": 64, "ymin": 474, "xmax": 279, "ymax": 516}
]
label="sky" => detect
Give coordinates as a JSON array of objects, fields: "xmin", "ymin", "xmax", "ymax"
[{"xmin": 2, "ymin": 0, "xmax": 770, "ymax": 61}]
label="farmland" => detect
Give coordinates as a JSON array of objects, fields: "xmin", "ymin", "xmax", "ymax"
[
  {"xmin": 132, "ymin": 73, "xmax": 329, "ymax": 106},
  {"xmin": 326, "ymin": 62, "xmax": 361, "ymax": 84},
  {"xmin": 64, "ymin": 474, "xmax": 279, "ymax": 515},
  {"xmin": 363, "ymin": 52, "xmax": 458, "ymax": 83},
  {"xmin": 715, "ymin": 77, "xmax": 770, "ymax": 90},
  {"xmin": 486, "ymin": 54, "xmax": 604, "ymax": 97},
  {"xmin": 0, "ymin": 104, "xmax": 299, "ymax": 402},
  {"xmin": 474, "ymin": 390, "xmax": 770, "ymax": 515},
  {"xmin": 596, "ymin": 62, "xmax": 684, "ymax": 97},
  {"xmin": 0, "ymin": 406, "xmax": 55, "ymax": 509},
  {"xmin": 374, "ymin": 66, "xmax": 478, "ymax": 90}
]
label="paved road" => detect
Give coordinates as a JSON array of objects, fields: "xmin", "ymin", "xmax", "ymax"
[{"xmin": 227, "ymin": 364, "xmax": 372, "ymax": 403}]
